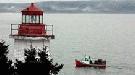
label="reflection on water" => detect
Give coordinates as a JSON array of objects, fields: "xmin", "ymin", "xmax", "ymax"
[{"xmin": 74, "ymin": 67, "xmax": 106, "ymax": 75}]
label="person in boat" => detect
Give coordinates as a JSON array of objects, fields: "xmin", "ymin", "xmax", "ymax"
[{"xmin": 89, "ymin": 56, "xmax": 93, "ymax": 64}]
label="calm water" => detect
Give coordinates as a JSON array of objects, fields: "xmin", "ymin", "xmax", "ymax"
[{"xmin": 0, "ymin": 13, "xmax": 135, "ymax": 75}]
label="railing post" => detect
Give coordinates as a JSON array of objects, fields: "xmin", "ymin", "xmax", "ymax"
[
  {"xmin": 11, "ymin": 24, "xmax": 12, "ymax": 35},
  {"xmin": 52, "ymin": 25, "xmax": 53, "ymax": 35},
  {"xmin": 46, "ymin": 25, "xmax": 47, "ymax": 35}
]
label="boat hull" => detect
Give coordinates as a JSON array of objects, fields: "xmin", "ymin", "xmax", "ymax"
[{"xmin": 75, "ymin": 59, "xmax": 106, "ymax": 69}]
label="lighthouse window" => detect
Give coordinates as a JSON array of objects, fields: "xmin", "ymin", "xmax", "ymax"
[
  {"xmin": 26, "ymin": 15, "xmax": 30, "ymax": 23},
  {"xmin": 22, "ymin": 15, "xmax": 25, "ymax": 23},
  {"xmin": 36, "ymin": 16, "xmax": 39, "ymax": 23},
  {"xmin": 40, "ymin": 15, "xmax": 43, "ymax": 24},
  {"xmin": 30, "ymin": 15, "xmax": 37, "ymax": 23}
]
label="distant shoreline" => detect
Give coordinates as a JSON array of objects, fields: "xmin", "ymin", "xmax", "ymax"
[
  {"xmin": 0, "ymin": 12, "xmax": 135, "ymax": 14},
  {"xmin": 0, "ymin": 1, "xmax": 135, "ymax": 14}
]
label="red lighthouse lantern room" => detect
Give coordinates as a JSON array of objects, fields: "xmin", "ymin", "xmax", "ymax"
[{"xmin": 11, "ymin": 3, "xmax": 54, "ymax": 39}]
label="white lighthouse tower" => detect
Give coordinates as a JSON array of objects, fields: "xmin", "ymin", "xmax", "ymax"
[{"xmin": 10, "ymin": 3, "xmax": 55, "ymax": 60}]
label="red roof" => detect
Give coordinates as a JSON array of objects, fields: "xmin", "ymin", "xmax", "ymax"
[
  {"xmin": 22, "ymin": 3, "xmax": 42, "ymax": 12},
  {"xmin": 22, "ymin": 3, "xmax": 43, "ymax": 15}
]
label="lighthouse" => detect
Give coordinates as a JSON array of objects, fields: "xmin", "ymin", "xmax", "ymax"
[{"xmin": 10, "ymin": 3, "xmax": 55, "ymax": 60}]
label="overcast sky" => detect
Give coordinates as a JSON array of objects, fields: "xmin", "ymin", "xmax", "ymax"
[
  {"xmin": 0, "ymin": 0, "xmax": 127, "ymax": 3},
  {"xmin": 0, "ymin": 0, "xmax": 82, "ymax": 3}
]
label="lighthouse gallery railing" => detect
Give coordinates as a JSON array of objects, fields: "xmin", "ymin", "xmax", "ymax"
[{"xmin": 10, "ymin": 24, "xmax": 54, "ymax": 38}]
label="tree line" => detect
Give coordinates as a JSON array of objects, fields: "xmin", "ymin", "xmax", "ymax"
[{"xmin": 0, "ymin": 41, "xmax": 63, "ymax": 75}]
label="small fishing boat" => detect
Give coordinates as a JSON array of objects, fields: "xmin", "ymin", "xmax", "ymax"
[{"xmin": 75, "ymin": 56, "xmax": 106, "ymax": 68}]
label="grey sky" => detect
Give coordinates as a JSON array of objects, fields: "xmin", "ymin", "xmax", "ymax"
[
  {"xmin": 0, "ymin": 0, "xmax": 81, "ymax": 3},
  {"xmin": 0, "ymin": 0, "xmax": 127, "ymax": 3}
]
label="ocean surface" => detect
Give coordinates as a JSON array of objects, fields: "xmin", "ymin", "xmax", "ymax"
[{"xmin": 0, "ymin": 13, "xmax": 135, "ymax": 75}]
